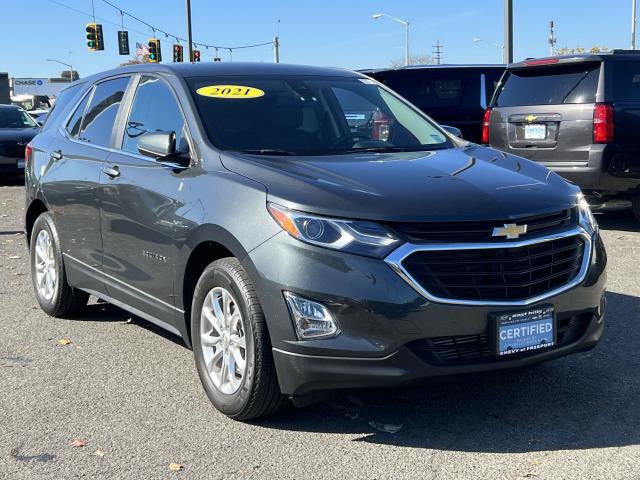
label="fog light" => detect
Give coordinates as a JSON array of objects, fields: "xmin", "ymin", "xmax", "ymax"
[{"xmin": 283, "ymin": 292, "xmax": 339, "ymax": 339}]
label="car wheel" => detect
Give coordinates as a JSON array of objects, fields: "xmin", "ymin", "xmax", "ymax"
[
  {"xmin": 191, "ymin": 257, "xmax": 288, "ymax": 420},
  {"xmin": 632, "ymin": 191, "xmax": 640, "ymax": 223},
  {"xmin": 30, "ymin": 212, "xmax": 89, "ymax": 317}
]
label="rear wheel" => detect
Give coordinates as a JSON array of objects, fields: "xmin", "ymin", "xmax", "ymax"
[
  {"xmin": 30, "ymin": 212, "xmax": 89, "ymax": 317},
  {"xmin": 191, "ymin": 257, "xmax": 288, "ymax": 420}
]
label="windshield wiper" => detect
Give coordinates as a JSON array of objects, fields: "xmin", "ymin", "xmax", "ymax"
[
  {"xmin": 334, "ymin": 145, "xmax": 440, "ymax": 155},
  {"xmin": 233, "ymin": 148, "xmax": 298, "ymax": 156}
]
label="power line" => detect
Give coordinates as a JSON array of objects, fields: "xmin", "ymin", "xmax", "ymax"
[{"xmin": 98, "ymin": 0, "xmax": 274, "ymax": 51}]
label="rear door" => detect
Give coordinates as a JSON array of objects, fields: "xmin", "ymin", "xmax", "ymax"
[
  {"xmin": 609, "ymin": 59, "xmax": 640, "ymax": 178},
  {"xmin": 489, "ymin": 62, "xmax": 602, "ymax": 167},
  {"xmin": 41, "ymin": 76, "xmax": 130, "ymax": 293}
]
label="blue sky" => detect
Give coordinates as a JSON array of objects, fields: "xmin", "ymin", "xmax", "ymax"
[{"xmin": 3, "ymin": 0, "xmax": 634, "ymax": 78}]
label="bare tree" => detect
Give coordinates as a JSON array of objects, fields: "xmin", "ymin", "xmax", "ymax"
[
  {"xmin": 119, "ymin": 55, "xmax": 151, "ymax": 66},
  {"xmin": 390, "ymin": 53, "xmax": 435, "ymax": 68},
  {"xmin": 556, "ymin": 45, "xmax": 609, "ymax": 55}
]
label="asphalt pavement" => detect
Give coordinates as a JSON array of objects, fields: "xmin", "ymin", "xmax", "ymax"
[{"xmin": 1, "ymin": 180, "xmax": 639, "ymax": 479}]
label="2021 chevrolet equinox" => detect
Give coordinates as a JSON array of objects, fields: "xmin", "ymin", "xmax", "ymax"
[{"xmin": 25, "ymin": 63, "xmax": 607, "ymax": 420}]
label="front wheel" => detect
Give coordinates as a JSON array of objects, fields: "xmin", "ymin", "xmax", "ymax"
[{"xmin": 191, "ymin": 257, "xmax": 287, "ymax": 420}]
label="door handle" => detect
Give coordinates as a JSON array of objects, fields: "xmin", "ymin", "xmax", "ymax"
[
  {"xmin": 103, "ymin": 166, "xmax": 120, "ymax": 178},
  {"xmin": 50, "ymin": 150, "xmax": 62, "ymax": 161}
]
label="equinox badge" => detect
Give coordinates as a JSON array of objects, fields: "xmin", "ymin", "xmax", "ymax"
[{"xmin": 492, "ymin": 223, "xmax": 528, "ymax": 239}]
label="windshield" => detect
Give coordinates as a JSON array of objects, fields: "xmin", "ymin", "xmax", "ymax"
[
  {"xmin": 187, "ymin": 75, "xmax": 450, "ymax": 155},
  {"xmin": 0, "ymin": 108, "xmax": 38, "ymax": 128}
]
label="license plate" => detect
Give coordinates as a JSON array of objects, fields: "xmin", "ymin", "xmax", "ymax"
[
  {"xmin": 524, "ymin": 124, "xmax": 546, "ymax": 140},
  {"xmin": 493, "ymin": 306, "xmax": 555, "ymax": 356},
  {"xmin": 16, "ymin": 159, "xmax": 25, "ymax": 169}
]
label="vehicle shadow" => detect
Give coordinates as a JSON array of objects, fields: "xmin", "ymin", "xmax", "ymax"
[
  {"xmin": 595, "ymin": 209, "xmax": 639, "ymax": 233},
  {"xmin": 0, "ymin": 176, "xmax": 24, "ymax": 187},
  {"xmin": 259, "ymin": 290, "xmax": 640, "ymax": 453},
  {"xmin": 71, "ymin": 301, "xmax": 187, "ymax": 347}
]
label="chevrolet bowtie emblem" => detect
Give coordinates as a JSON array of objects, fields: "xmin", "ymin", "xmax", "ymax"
[
  {"xmin": 525, "ymin": 115, "xmax": 537, "ymax": 123},
  {"xmin": 492, "ymin": 223, "xmax": 528, "ymax": 239}
]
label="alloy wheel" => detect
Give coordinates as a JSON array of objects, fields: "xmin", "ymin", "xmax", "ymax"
[
  {"xmin": 200, "ymin": 287, "xmax": 247, "ymax": 394},
  {"xmin": 34, "ymin": 229, "xmax": 57, "ymax": 301}
]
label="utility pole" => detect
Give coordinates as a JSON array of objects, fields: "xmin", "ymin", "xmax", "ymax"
[
  {"xmin": 432, "ymin": 41, "xmax": 443, "ymax": 65},
  {"xmin": 633, "ymin": 0, "xmax": 637, "ymax": 49},
  {"xmin": 504, "ymin": 0, "xmax": 513, "ymax": 64},
  {"xmin": 186, "ymin": 0, "xmax": 193, "ymax": 61},
  {"xmin": 273, "ymin": 36, "xmax": 280, "ymax": 63},
  {"xmin": 549, "ymin": 21, "xmax": 557, "ymax": 56}
]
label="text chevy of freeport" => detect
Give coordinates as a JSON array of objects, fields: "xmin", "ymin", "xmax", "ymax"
[{"xmin": 24, "ymin": 63, "xmax": 607, "ymax": 420}]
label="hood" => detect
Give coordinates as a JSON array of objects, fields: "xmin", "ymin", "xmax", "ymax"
[
  {"xmin": 0, "ymin": 128, "xmax": 39, "ymax": 142},
  {"xmin": 220, "ymin": 145, "xmax": 580, "ymax": 222}
]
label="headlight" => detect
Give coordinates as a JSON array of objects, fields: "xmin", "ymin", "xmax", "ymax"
[
  {"xmin": 267, "ymin": 203, "xmax": 400, "ymax": 257},
  {"xmin": 577, "ymin": 193, "xmax": 597, "ymax": 235}
]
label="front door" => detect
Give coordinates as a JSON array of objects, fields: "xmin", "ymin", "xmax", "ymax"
[{"xmin": 99, "ymin": 75, "xmax": 192, "ymax": 330}]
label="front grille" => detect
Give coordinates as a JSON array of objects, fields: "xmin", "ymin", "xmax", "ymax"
[
  {"xmin": 408, "ymin": 312, "xmax": 592, "ymax": 366},
  {"xmin": 385, "ymin": 208, "xmax": 576, "ymax": 243},
  {"xmin": 401, "ymin": 235, "xmax": 585, "ymax": 302},
  {"xmin": 0, "ymin": 141, "xmax": 26, "ymax": 159}
]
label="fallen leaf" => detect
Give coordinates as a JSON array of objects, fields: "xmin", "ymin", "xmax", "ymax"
[
  {"xmin": 94, "ymin": 449, "xmax": 107, "ymax": 457},
  {"xmin": 70, "ymin": 439, "xmax": 88, "ymax": 448},
  {"xmin": 368, "ymin": 421, "xmax": 403, "ymax": 434},
  {"xmin": 169, "ymin": 463, "xmax": 184, "ymax": 471},
  {"xmin": 58, "ymin": 339, "xmax": 72, "ymax": 346}
]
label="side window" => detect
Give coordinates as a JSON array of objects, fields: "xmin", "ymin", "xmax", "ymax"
[
  {"xmin": 614, "ymin": 61, "xmax": 640, "ymax": 101},
  {"xmin": 42, "ymin": 83, "xmax": 83, "ymax": 132},
  {"xmin": 122, "ymin": 76, "xmax": 187, "ymax": 155},
  {"xmin": 79, "ymin": 77, "xmax": 130, "ymax": 147},
  {"xmin": 66, "ymin": 89, "xmax": 91, "ymax": 139}
]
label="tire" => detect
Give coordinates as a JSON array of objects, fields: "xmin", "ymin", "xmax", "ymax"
[
  {"xmin": 191, "ymin": 257, "xmax": 288, "ymax": 420},
  {"xmin": 632, "ymin": 191, "xmax": 640, "ymax": 223},
  {"xmin": 30, "ymin": 212, "xmax": 89, "ymax": 317}
]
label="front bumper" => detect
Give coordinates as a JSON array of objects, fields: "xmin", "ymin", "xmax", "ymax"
[{"xmin": 244, "ymin": 230, "xmax": 607, "ymax": 397}]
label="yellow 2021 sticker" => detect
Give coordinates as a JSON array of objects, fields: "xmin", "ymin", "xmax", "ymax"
[{"xmin": 196, "ymin": 85, "xmax": 265, "ymax": 99}]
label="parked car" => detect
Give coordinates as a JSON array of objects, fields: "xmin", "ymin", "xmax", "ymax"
[
  {"xmin": 25, "ymin": 63, "xmax": 606, "ymax": 420},
  {"xmin": 0, "ymin": 104, "xmax": 39, "ymax": 176},
  {"xmin": 486, "ymin": 51, "xmax": 640, "ymax": 221},
  {"xmin": 362, "ymin": 64, "xmax": 505, "ymax": 143}
]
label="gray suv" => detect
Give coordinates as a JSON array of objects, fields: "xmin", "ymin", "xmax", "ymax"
[
  {"xmin": 25, "ymin": 63, "xmax": 606, "ymax": 420},
  {"xmin": 487, "ymin": 51, "xmax": 640, "ymax": 221}
]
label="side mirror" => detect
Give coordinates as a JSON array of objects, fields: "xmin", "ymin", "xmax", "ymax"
[
  {"xmin": 137, "ymin": 131, "xmax": 176, "ymax": 159},
  {"xmin": 441, "ymin": 125, "xmax": 463, "ymax": 139}
]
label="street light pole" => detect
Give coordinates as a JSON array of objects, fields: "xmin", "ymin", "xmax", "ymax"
[
  {"xmin": 372, "ymin": 13, "xmax": 411, "ymax": 66},
  {"xmin": 473, "ymin": 38, "xmax": 506, "ymax": 63},
  {"xmin": 504, "ymin": 0, "xmax": 513, "ymax": 64},
  {"xmin": 186, "ymin": 0, "xmax": 193, "ymax": 61},
  {"xmin": 632, "ymin": 0, "xmax": 637, "ymax": 49},
  {"xmin": 46, "ymin": 58, "xmax": 74, "ymax": 83}
]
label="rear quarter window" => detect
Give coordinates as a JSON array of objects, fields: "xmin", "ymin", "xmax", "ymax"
[
  {"xmin": 41, "ymin": 83, "xmax": 84, "ymax": 132},
  {"xmin": 495, "ymin": 64, "xmax": 600, "ymax": 106},
  {"xmin": 613, "ymin": 61, "xmax": 640, "ymax": 101}
]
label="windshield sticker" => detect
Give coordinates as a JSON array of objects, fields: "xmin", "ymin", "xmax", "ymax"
[{"xmin": 196, "ymin": 85, "xmax": 265, "ymax": 99}]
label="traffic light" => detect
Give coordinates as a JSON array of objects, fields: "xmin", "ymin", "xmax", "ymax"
[
  {"xmin": 86, "ymin": 23, "xmax": 104, "ymax": 51},
  {"xmin": 192, "ymin": 49, "xmax": 201, "ymax": 62},
  {"xmin": 118, "ymin": 31, "xmax": 130, "ymax": 55},
  {"xmin": 213, "ymin": 56, "xmax": 222, "ymax": 62},
  {"xmin": 172, "ymin": 44, "xmax": 183, "ymax": 62},
  {"xmin": 148, "ymin": 38, "xmax": 162, "ymax": 63}
]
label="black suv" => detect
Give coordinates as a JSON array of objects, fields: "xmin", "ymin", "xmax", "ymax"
[
  {"xmin": 25, "ymin": 63, "xmax": 606, "ymax": 420},
  {"xmin": 362, "ymin": 65, "xmax": 505, "ymax": 143},
  {"xmin": 487, "ymin": 51, "xmax": 640, "ymax": 221}
]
